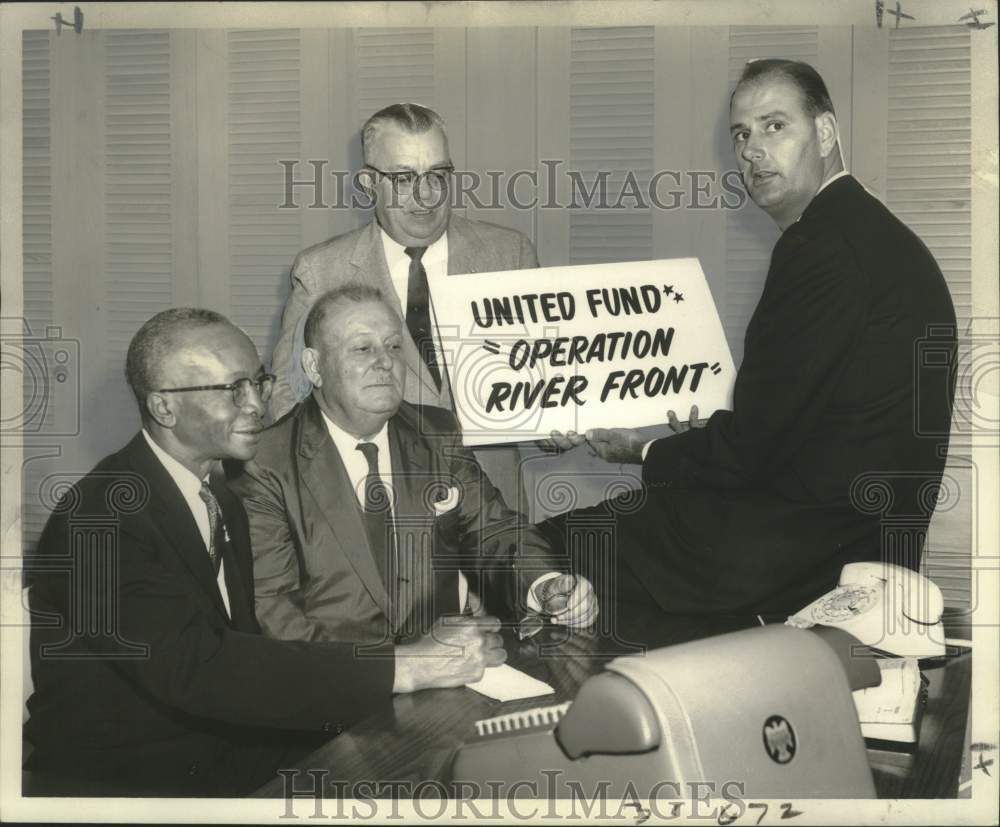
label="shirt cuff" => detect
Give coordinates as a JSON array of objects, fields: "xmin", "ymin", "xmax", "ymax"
[
  {"xmin": 458, "ymin": 570, "xmax": 469, "ymax": 613},
  {"xmin": 641, "ymin": 440, "xmax": 656, "ymax": 461},
  {"xmin": 526, "ymin": 571, "xmax": 563, "ymax": 612}
]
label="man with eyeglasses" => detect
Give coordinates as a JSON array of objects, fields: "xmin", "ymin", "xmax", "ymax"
[
  {"xmin": 269, "ymin": 102, "xmax": 539, "ymax": 420},
  {"xmin": 22, "ymin": 308, "xmax": 518, "ymax": 797}
]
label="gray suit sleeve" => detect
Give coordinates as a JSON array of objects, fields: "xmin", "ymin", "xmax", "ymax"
[
  {"xmin": 270, "ymin": 253, "xmax": 316, "ymax": 420},
  {"xmin": 518, "ymin": 231, "xmax": 540, "ymax": 269},
  {"xmin": 230, "ymin": 458, "xmax": 335, "ymax": 642},
  {"xmin": 443, "ymin": 431, "xmax": 562, "ymax": 618}
]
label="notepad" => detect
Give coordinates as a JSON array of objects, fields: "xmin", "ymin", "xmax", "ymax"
[{"xmin": 466, "ymin": 664, "xmax": 555, "ymax": 702}]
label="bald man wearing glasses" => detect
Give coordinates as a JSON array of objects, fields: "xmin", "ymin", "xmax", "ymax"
[{"xmin": 269, "ymin": 102, "xmax": 538, "ymax": 421}]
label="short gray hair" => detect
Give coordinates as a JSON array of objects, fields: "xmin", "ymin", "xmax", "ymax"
[
  {"xmin": 125, "ymin": 307, "xmax": 231, "ymax": 414},
  {"xmin": 361, "ymin": 103, "xmax": 447, "ymax": 161},
  {"xmin": 303, "ymin": 284, "xmax": 392, "ymax": 348}
]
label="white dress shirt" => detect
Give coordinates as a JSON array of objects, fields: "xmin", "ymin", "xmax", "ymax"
[
  {"xmin": 141, "ymin": 430, "xmax": 231, "ymax": 617},
  {"xmin": 319, "ymin": 410, "xmax": 395, "ymax": 512}
]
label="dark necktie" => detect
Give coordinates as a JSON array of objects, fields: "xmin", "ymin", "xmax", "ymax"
[
  {"xmin": 197, "ymin": 481, "xmax": 224, "ymax": 573},
  {"xmin": 356, "ymin": 442, "xmax": 397, "ymax": 594},
  {"xmin": 403, "ymin": 246, "xmax": 442, "ymax": 392}
]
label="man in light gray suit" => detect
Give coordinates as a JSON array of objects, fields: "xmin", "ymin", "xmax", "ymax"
[{"xmin": 270, "ymin": 103, "xmax": 539, "ymax": 420}]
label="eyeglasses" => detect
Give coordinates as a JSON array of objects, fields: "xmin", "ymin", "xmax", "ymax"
[
  {"xmin": 156, "ymin": 374, "xmax": 276, "ymax": 407},
  {"xmin": 365, "ymin": 164, "xmax": 454, "ymax": 194}
]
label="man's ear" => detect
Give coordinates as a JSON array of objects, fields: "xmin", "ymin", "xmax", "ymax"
[
  {"xmin": 145, "ymin": 392, "xmax": 176, "ymax": 429},
  {"xmin": 301, "ymin": 347, "xmax": 321, "ymax": 387},
  {"xmin": 815, "ymin": 111, "xmax": 839, "ymax": 158}
]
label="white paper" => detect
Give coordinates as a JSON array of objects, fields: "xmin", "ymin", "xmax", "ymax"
[{"xmin": 466, "ymin": 663, "xmax": 555, "ymax": 702}]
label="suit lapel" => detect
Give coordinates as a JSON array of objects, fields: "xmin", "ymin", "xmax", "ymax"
[
  {"xmin": 447, "ymin": 214, "xmax": 486, "ymax": 277},
  {"xmin": 349, "ymin": 220, "xmax": 402, "ymax": 316},
  {"xmin": 124, "ymin": 436, "xmax": 230, "ymax": 619},
  {"xmin": 298, "ymin": 398, "xmax": 391, "ymax": 618},
  {"xmin": 416, "ymin": 218, "xmax": 491, "ymax": 409}
]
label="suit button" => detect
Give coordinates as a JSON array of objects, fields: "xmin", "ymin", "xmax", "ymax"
[{"xmin": 188, "ymin": 762, "xmax": 200, "ymax": 776}]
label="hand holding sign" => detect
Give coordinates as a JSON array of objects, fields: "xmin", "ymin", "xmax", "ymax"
[
  {"xmin": 667, "ymin": 405, "xmax": 706, "ymax": 435},
  {"xmin": 579, "ymin": 428, "xmax": 646, "ymax": 465},
  {"xmin": 547, "ymin": 404, "xmax": 705, "ymax": 463}
]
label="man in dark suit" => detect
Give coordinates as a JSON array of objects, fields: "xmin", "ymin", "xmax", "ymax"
[
  {"xmin": 23, "ymin": 308, "xmax": 509, "ymax": 797},
  {"xmin": 235, "ymin": 285, "xmax": 598, "ymax": 644},
  {"xmin": 547, "ymin": 59, "xmax": 955, "ymax": 640},
  {"xmin": 270, "ymin": 102, "xmax": 538, "ymax": 419}
]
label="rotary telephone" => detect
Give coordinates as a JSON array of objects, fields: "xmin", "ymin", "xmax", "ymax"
[{"xmin": 786, "ymin": 562, "xmax": 945, "ymax": 658}]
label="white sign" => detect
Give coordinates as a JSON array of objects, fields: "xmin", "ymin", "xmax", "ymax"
[{"xmin": 428, "ymin": 259, "xmax": 736, "ymax": 446}]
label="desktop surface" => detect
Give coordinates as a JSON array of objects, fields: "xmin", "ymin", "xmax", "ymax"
[{"xmin": 252, "ymin": 611, "xmax": 971, "ymax": 801}]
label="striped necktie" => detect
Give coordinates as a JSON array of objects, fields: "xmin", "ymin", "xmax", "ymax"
[{"xmin": 197, "ymin": 481, "xmax": 224, "ymax": 572}]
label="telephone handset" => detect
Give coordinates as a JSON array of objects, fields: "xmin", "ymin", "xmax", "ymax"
[{"xmin": 786, "ymin": 562, "xmax": 945, "ymax": 658}]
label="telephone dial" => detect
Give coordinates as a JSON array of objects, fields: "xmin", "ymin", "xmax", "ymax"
[{"xmin": 786, "ymin": 562, "xmax": 946, "ymax": 658}]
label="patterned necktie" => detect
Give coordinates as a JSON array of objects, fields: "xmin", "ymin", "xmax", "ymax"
[
  {"xmin": 403, "ymin": 246, "xmax": 442, "ymax": 392},
  {"xmin": 356, "ymin": 442, "xmax": 396, "ymax": 591},
  {"xmin": 197, "ymin": 481, "xmax": 224, "ymax": 572}
]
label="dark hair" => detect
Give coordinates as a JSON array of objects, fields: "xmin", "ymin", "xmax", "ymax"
[
  {"xmin": 361, "ymin": 102, "xmax": 447, "ymax": 160},
  {"xmin": 732, "ymin": 59, "xmax": 835, "ymax": 118},
  {"xmin": 303, "ymin": 284, "xmax": 389, "ymax": 348},
  {"xmin": 125, "ymin": 307, "xmax": 230, "ymax": 415}
]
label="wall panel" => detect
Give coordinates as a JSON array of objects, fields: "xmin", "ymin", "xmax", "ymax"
[{"xmin": 227, "ymin": 29, "xmax": 303, "ymax": 361}]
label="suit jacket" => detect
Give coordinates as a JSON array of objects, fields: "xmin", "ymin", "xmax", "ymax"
[
  {"xmin": 23, "ymin": 433, "xmax": 394, "ymax": 796},
  {"xmin": 614, "ymin": 176, "xmax": 956, "ymax": 614},
  {"xmin": 229, "ymin": 398, "xmax": 560, "ymax": 643},
  {"xmin": 269, "ymin": 214, "xmax": 539, "ymax": 419}
]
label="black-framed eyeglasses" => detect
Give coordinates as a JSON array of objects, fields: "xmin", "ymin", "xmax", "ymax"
[
  {"xmin": 156, "ymin": 374, "xmax": 276, "ymax": 407},
  {"xmin": 365, "ymin": 164, "xmax": 454, "ymax": 194}
]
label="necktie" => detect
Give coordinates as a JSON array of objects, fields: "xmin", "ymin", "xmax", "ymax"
[
  {"xmin": 356, "ymin": 442, "xmax": 396, "ymax": 593},
  {"xmin": 403, "ymin": 246, "xmax": 442, "ymax": 392},
  {"xmin": 197, "ymin": 481, "xmax": 224, "ymax": 572}
]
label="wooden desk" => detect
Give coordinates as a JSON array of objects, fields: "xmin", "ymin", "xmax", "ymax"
[{"xmin": 252, "ymin": 623, "xmax": 971, "ymax": 800}]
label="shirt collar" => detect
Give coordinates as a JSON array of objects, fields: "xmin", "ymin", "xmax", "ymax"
[
  {"xmin": 318, "ymin": 408, "xmax": 391, "ymax": 463},
  {"xmin": 789, "ymin": 170, "xmax": 851, "ymax": 227},
  {"xmin": 141, "ymin": 428, "xmax": 207, "ymax": 499},
  {"xmin": 379, "ymin": 226, "xmax": 449, "ymax": 272},
  {"xmin": 817, "ymin": 169, "xmax": 851, "ymax": 195}
]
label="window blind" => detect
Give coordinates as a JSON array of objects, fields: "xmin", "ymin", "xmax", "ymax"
[
  {"xmin": 886, "ymin": 26, "xmax": 973, "ymax": 615},
  {"xmin": 569, "ymin": 27, "xmax": 655, "ymax": 265},
  {"xmin": 21, "ymin": 30, "xmax": 54, "ymax": 553},
  {"xmin": 228, "ymin": 29, "xmax": 303, "ymax": 362}
]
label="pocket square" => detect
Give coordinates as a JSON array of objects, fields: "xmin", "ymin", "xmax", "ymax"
[{"xmin": 433, "ymin": 486, "xmax": 460, "ymax": 516}]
